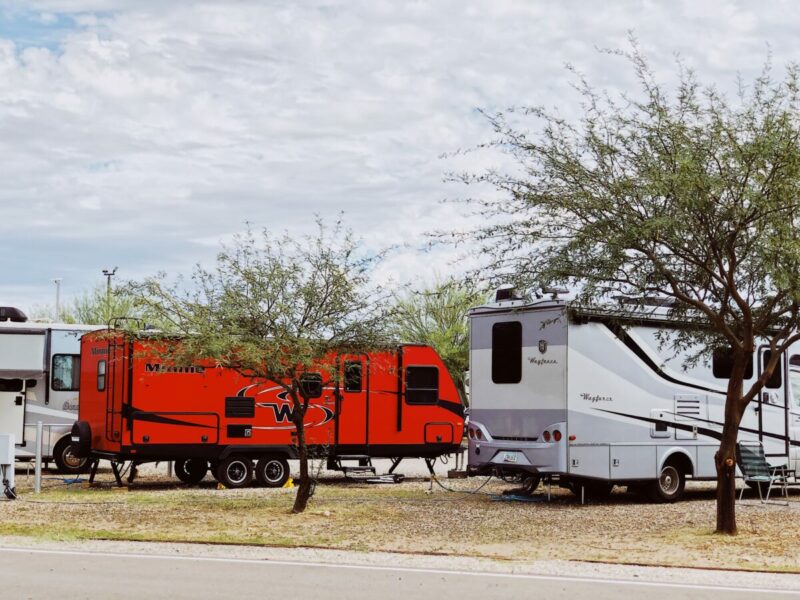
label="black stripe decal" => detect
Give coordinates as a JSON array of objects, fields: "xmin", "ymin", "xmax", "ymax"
[
  {"xmin": 602, "ymin": 323, "xmax": 722, "ymax": 395},
  {"xmin": 597, "ymin": 408, "xmax": 800, "ymax": 447}
]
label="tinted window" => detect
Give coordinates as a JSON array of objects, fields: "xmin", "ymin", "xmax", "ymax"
[
  {"xmin": 406, "ymin": 366, "xmax": 438, "ymax": 405},
  {"xmin": 762, "ymin": 350, "xmax": 782, "ymax": 389},
  {"xmin": 344, "ymin": 361, "xmax": 362, "ymax": 393},
  {"xmin": 492, "ymin": 321, "xmax": 522, "ymax": 384},
  {"xmin": 52, "ymin": 354, "xmax": 81, "ymax": 391},
  {"xmin": 299, "ymin": 373, "xmax": 323, "ymax": 399},
  {"xmin": 712, "ymin": 348, "xmax": 753, "ymax": 379},
  {"xmin": 97, "ymin": 360, "xmax": 106, "ymax": 392}
]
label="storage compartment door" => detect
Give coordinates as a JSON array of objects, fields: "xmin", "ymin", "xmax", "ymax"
[
  {"xmin": 131, "ymin": 412, "xmax": 219, "ymax": 445},
  {"xmin": 424, "ymin": 422, "xmax": 454, "ymax": 444},
  {"xmin": 0, "ymin": 379, "xmax": 26, "ymax": 442}
]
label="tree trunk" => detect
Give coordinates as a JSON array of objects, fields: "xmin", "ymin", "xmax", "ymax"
[
  {"xmin": 292, "ymin": 407, "xmax": 312, "ymax": 514},
  {"xmin": 715, "ymin": 355, "xmax": 747, "ymax": 535},
  {"xmin": 714, "ymin": 414, "xmax": 740, "ymax": 535}
]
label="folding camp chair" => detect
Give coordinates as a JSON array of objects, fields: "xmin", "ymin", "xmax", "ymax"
[{"xmin": 736, "ymin": 441, "xmax": 791, "ymax": 505}]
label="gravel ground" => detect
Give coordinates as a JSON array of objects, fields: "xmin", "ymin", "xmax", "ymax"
[{"xmin": 3, "ymin": 459, "xmax": 800, "ymax": 575}]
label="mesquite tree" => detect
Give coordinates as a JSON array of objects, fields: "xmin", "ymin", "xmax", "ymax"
[
  {"xmin": 453, "ymin": 46, "xmax": 800, "ymax": 534},
  {"xmin": 390, "ymin": 278, "xmax": 485, "ymax": 405},
  {"xmin": 129, "ymin": 221, "xmax": 387, "ymax": 513}
]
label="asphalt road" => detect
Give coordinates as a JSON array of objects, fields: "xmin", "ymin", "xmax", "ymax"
[{"xmin": 0, "ymin": 547, "xmax": 797, "ymax": 600}]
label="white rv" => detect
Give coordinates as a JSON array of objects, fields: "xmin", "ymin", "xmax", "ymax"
[
  {"xmin": 466, "ymin": 291, "xmax": 800, "ymax": 501},
  {"xmin": 0, "ymin": 307, "xmax": 102, "ymax": 473}
]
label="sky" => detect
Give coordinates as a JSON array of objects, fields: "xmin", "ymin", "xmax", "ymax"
[{"xmin": 0, "ymin": 0, "xmax": 798, "ymax": 316}]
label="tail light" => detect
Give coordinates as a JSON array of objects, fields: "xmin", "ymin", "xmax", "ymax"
[
  {"xmin": 476, "ymin": 429, "xmax": 483, "ymax": 440},
  {"xmin": 542, "ymin": 430, "xmax": 551, "ymax": 442},
  {"xmin": 468, "ymin": 428, "xmax": 475, "ymax": 439},
  {"xmin": 553, "ymin": 430, "xmax": 562, "ymax": 442}
]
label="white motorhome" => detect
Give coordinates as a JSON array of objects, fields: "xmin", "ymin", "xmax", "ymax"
[
  {"xmin": 466, "ymin": 290, "xmax": 800, "ymax": 501},
  {"xmin": 0, "ymin": 307, "xmax": 102, "ymax": 472}
]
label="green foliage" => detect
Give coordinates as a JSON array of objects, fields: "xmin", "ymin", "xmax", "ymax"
[
  {"xmin": 390, "ymin": 278, "xmax": 485, "ymax": 404},
  {"xmin": 126, "ymin": 220, "xmax": 389, "ymax": 513},
  {"xmin": 457, "ymin": 41, "xmax": 800, "ymax": 401}
]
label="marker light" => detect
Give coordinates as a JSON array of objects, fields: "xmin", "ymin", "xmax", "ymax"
[
  {"xmin": 543, "ymin": 430, "xmax": 551, "ymax": 442},
  {"xmin": 553, "ymin": 430, "xmax": 562, "ymax": 442},
  {"xmin": 569, "ymin": 434, "xmax": 576, "ymax": 442}
]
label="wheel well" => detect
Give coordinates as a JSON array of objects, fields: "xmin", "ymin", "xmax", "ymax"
[{"xmin": 663, "ymin": 452, "xmax": 693, "ymax": 477}]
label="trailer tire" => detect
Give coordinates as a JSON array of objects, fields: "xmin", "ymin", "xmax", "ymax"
[
  {"xmin": 216, "ymin": 455, "xmax": 253, "ymax": 489},
  {"xmin": 175, "ymin": 459, "xmax": 208, "ymax": 485},
  {"xmin": 648, "ymin": 463, "xmax": 685, "ymax": 503},
  {"xmin": 52, "ymin": 437, "xmax": 89, "ymax": 474},
  {"xmin": 255, "ymin": 456, "xmax": 290, "ymax": 488}
]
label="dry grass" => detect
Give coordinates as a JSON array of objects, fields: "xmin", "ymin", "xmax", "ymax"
[{"xmin": 2, "ymin": 468, "xmax": 800, "ymax": 572}]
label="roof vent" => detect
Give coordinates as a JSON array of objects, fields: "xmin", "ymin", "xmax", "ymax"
[
  {"xmin": 0, "ymin": 307, "xmax": 28, "ymax": 323},
  {"xmin": 495, "ymin": 284, "xmax": 518, "ymax": 302}
]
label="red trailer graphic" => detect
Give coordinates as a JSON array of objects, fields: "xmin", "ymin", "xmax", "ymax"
[{"xmin": 72, "ymin": 330, "xmax": 464, "ymax": 487}]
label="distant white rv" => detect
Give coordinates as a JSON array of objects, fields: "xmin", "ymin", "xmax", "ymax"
[
  {"xmin": 0, "ymin": 307, "xmax": 102, "ymax": 472},
  {"xmin": 466, "ymin": 290, "xmax": 800, "ymax": 502}
]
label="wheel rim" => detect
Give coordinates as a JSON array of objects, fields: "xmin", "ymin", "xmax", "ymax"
[
  {"xmin": 62, "ymin": 446, "xmax": 85, "ymax": 469},
  {"xmin": 263, "ymin": 460, "xmax": 284, "ymax": 483},
  {"xmin": 659, "ymin": 465, "xmax": 680, "ymax": 495},
  {"xmin": 226, "ymin": 461, "xmax": 248, "ymax": 485}
]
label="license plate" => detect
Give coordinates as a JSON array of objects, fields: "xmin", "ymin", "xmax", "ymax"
[{"xmin": 503, "ymin": 452, "xmax": 518, "ymax": 463}]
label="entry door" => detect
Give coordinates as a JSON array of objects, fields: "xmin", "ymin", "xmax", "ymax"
[
  {"xmin": 105, "ymin": 338, "xmax": 127, "ymax": 444},
  {"xmin": 754, "ymin": 347, "xmax": 790, "ymax": 460},
  {"xmin": 0, "ymin": 379, "xmax": 26, "ymax": 442},
  {"xmin": 335, "ymin": 356, "xmax": 368, "ymax": 448}
]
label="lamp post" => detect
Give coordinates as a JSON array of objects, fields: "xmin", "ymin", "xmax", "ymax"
[
  {"xmin": 102, "ymin": 267, "xmax": 118, "ymax": 323},
  {"xmin": 52, "ymin": 278, "xmax": 62, "ymax": 322}
]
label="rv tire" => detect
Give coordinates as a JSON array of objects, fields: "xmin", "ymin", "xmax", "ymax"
[
  {"xmin": 255, "ymin": 456, "xmax": 290, "ymax": 488},
  {"xmin": 52, "ymin": 438, "xmax": 89, "ymax": 474},
  {"xmin": 175, "ymin": 459, "xmax": 208, "ymax": 485},
  {"xmin": 216, "ymin": 455, "xmax": 253, "ymax": 489},
  {"xmin": 648, "ymin": 463, "xmax": 685, "ymax": 502}
]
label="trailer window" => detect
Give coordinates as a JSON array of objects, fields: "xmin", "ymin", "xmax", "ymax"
[
  {"xmin": 405, "ymin": 366, "xmax": 438, "ymax": 404},
  {"xmin": 299, "ymin": 373, "xmax": 323, "ymax": 399},
  {"xmin": 52, "ymin": 354, "xmax": 80, "ymax": 391},
  {"xmin": 492, "ymin": 321, "xmax": 522, "ymax": 384},
  {"xmin": 344, "ymin": 361, "xmax": 362, "ymax": 393},
  {"xmin": 790, "ymin": 356, "xmax": 800, "ymax": 408},
  {"xmin": 712, "ymin": 348, "xmax": 753, "ymax": 380},
  {"xmin": 762, "ymin": 350, "xmax": 782, "ymax": 389},
  {"xmin": 0, "ymin": 379, "xmax": 23, "ymax": 393},
  {"xmin": 97, "ymin": 360, "xmax": 106, "ymax": 391}
]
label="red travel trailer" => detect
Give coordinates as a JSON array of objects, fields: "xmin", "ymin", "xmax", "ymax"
[{"xmin": 72, "ymin": 330, "xmax": 464, "ymax": 488}]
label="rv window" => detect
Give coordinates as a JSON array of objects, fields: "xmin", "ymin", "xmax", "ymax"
[
  {"xmin": 405, "ymin": 366, "xmax": 439, "ymax": 405},
  {"xmin": 299, "ymin": 373, "xmax": 323, "ymax": 399},
  {"xmin": 0, "ymin": 379, "xmax": 23, "ymax": 393},
  {"xmin": 492, "ymin": 321, "xmax": 522, "ymax": 384},
  {"xmin": 97, "ymin": 360, "xmax": 106, "ymax": 392},
  {"xmin": 790, "ymin": 356, "xmax": 800, "ymax": 408},
  {"xmin": 762, "ymin": 350, "xmax": 782, "ymax": 389},
  {"xmin": 344, "ymin": 361, "xmax": 362, "ymax": 393},
  {"xmin": 52, "ymin": 354, "xmax": 80, "ymax": 391},
  {"xmin": 712, "ymin": 348, "xmax": 753, "ymax": 380}
]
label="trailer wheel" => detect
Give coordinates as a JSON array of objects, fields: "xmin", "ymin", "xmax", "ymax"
[
  {"xmin": 255, "ymin": 457, "xmax": 290, "ymax": 488},
  {"xmin": 52, "ymin": 437, "xmax": 89, "ymax": 474},
  {"xmin": 216, "ymin": 455, "xmax": 253, "ymax": 488},
  {"xmin": 648, "ymin": 463, "xmax": 685, "ymax": 502},
  {"xmin": 175, "ymin": 459, "xmax": 208, "ymax": 485}
]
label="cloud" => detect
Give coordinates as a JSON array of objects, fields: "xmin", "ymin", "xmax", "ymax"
[{"xmin": 0, "ymin": 0, "xmax": 798, "ymax": 313}]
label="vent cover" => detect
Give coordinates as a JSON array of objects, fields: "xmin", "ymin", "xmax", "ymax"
[{"xmin": 225, "ymin": 397, "xmax": 255, "ymax": 418}]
